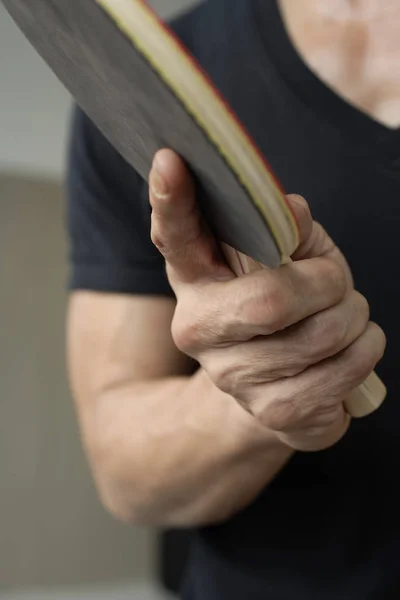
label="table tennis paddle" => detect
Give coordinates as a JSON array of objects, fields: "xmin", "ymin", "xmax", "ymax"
[{"xmin": 2, "ymin": 0, "xmax": 386, "ymax": 417}]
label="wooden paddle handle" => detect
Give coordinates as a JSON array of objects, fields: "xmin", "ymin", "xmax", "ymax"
[{"xmin": 221, "ymin": 244, "xmax": 386, "ymax": 418}]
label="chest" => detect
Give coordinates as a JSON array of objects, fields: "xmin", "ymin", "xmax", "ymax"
[{"xmin": 283, "ymin": 5, "xmax": 400, "ymax": 128}]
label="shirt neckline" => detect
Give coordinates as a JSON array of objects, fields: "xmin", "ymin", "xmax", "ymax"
[{"xmin": 247, "ymin": 0, "xmax": 400, "ymax": 164}]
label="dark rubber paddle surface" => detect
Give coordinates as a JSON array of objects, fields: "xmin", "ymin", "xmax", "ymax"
[{"xmin": 2, "ymin": 0, "xmax": 282, "ymax": 267}]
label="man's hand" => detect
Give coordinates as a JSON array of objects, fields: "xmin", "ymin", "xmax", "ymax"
[{"xmin": 149, "ymin": 149, "xmax": 386, "ymax": 452}]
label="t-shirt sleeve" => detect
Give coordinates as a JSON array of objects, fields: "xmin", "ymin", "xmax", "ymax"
[{"xmin": 65, "ymin": 104, "xmax": 174, "ymax": 297}]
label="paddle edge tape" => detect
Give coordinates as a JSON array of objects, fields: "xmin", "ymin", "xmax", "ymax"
[{"xmin": 95, "ymin": 0, "xmax": 300, "ymax": 260}]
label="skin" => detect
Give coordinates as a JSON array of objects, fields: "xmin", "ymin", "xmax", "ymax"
[
  {"xmin": 279, "ymin": 0, "xmax": 400, "ymax": 128},
  {"xmin": 67, "ymin": 1, "xmax": 392, "ymax": 526}
]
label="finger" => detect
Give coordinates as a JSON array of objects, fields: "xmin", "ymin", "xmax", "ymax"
[
  {"xmin": 203, "ymin": 290, "xmax": 370, "ymax": 388},
  {"xmin": 276, "ymin": 406, "xmax": 351, "ymax": 452},
  {"xmin": 251, "ymin": 321, "xmax": 386, "ymax": 431},
  {"xmin": 271, "ymin": 290, "xmax": 370, "ymax": 373},
  {"xmin": 287, "ymin": 194, "xmax": 338, "ymax": 260},
  {"xmin": 174, "ymin": 253, "xmax": 349, "ymax": 352},
  {"xmin": 225, "ymin": 253, "xmax": 349, "ymax": 341},
  {"xmin": 287, "ymin": 194, "xmax": 353, "ymax": 287},
  {"xmin": 174, "ymin": 258, "xmax": 349, "ymax": 358},
  {"xmin": 149, "ymin": 149, "xmax": 232, "ymax": 285},
  {"xmin": 286, "ymin": 194, "xmax": 313, "ymax": 246}
]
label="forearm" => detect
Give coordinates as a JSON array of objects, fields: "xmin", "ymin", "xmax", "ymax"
[{"xmin": 81, "ymin": 368, "xmax": 293, "ymax": 527}]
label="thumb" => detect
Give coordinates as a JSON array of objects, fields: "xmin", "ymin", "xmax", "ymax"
[
  {"xmin": 149, "ymin": 149, "xmax": 233, "ymax": 286},
  {"xmin": 287, "ymin": 194, "xmax": 353, "ymax": 286}
]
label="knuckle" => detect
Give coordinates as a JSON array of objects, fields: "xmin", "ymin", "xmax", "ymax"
[
  {"xmin": 172, "ymin": 286, "xmax": 236, "ymax": 352},
  {"xmin": 369, "ymin": 322, "xmax": 387, "ymax": 359},
  {"xmin": 354, "ymin": 291, "xmax": 370, "ymax": 325},
  {"xmin": 150, "ymin": 222, "xmax": 165, "ymax": 252},
  {"xmin": 254, "ymin": 278, "xmax": 290, "ymax": 333},
  {"xmin": 206, "ymin": 358, "xmax": 242, "ymax": 396},
  {"xmin": 260, "ymin": 395, "xmax": 300, "ymax": 432},
  {"xmin": 230, "ymin": 274, "xmax": 292, "ymax": 338},
  {"xmin": 171, "ymin": 306, "xmax": 203, "ymax": 354},
  {"xmin": 300, "ymin": 310, "xmax": 347, "ymax": 362},
  {"xmin": 150, "ymin": 205, "xmax": 202, "ymax": 256},
  {"xmin": 347, "ymin": 352, "xmax": 372, "ymax": 383},
  {"xmin": 172, "ymin": 292, "xmax": 229, "ymax": 353},
  {"xmin": 306, "ymin": 312, "xmax": 347, "ymax": 358},
  {"xmin": 303, "ymin": 291, "xmax": 372, "ymax": 362},
  {"xmin": 258, "ymin": 388, "xmax": 342, "ymax": 434},
  {"xmin": 311, "ymin": 406, "xmax": 341, "ymax": 429},
  {"xmin": 318, "ymin": 257, "xmax": 348, "ymax": 300},
  {"xmin": 324, "ymin": 315, "xmax": 348, "ymax": 353},
  {"xmin": 345, "ymin": 336, "xmax": 381, "ymax": 384}
]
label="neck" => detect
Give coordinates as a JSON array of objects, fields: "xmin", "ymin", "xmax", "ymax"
[
  {"xmin": 277, "ymin": 0, "xmax": 400, "ymax": 128},
  {"xmin": 283, "ymin": 0, "xmax": 400, "ymax": 21}
]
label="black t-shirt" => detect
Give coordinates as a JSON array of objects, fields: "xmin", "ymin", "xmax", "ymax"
[{"xmin": 66, "ymin": 1, "xmax": 400, "ymax": 598}]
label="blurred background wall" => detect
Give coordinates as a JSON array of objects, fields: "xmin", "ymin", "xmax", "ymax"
[
  {"xmin": 0, "ymin": 0, "xmax": 197, "ymax": 597},
  {"xmin": 0, "ymin": 0, "xmax": 197, "ymax": 178}
]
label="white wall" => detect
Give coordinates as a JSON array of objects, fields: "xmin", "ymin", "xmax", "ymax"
[{"xmin": 0, "ymin": 0, "xmax": 197, "ymax": 179}]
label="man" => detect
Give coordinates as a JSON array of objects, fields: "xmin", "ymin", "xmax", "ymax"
[{"xmin": 65, "ymin": 0, "xmax": 400, "ymax": 598}]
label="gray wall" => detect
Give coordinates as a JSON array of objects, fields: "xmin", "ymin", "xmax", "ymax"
[
  {"xmin": 0, "ymin": 175, "xmax": 155, "ymax": 587},
  {"xmin": 0, "ymin": 0, "xmax": 197, "ymax": 589}
]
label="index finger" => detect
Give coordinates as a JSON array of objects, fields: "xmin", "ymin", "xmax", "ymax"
[{"xmin": 149, "ymin": 149, "xmax": 233, "ymax": 286}]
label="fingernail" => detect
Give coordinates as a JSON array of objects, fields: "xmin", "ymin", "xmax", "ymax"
[{"xmin": 152, "ymin": 161, "xmax": 169, "ymax": 199}]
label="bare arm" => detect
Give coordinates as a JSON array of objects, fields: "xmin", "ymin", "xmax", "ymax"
[
  {"xmin": 67, "ymin": 149, "xmax": 385, "ymax": 529},
  {"xmin": 67, "ymin": 292, "xmax": 292, "ymax": 527}
]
